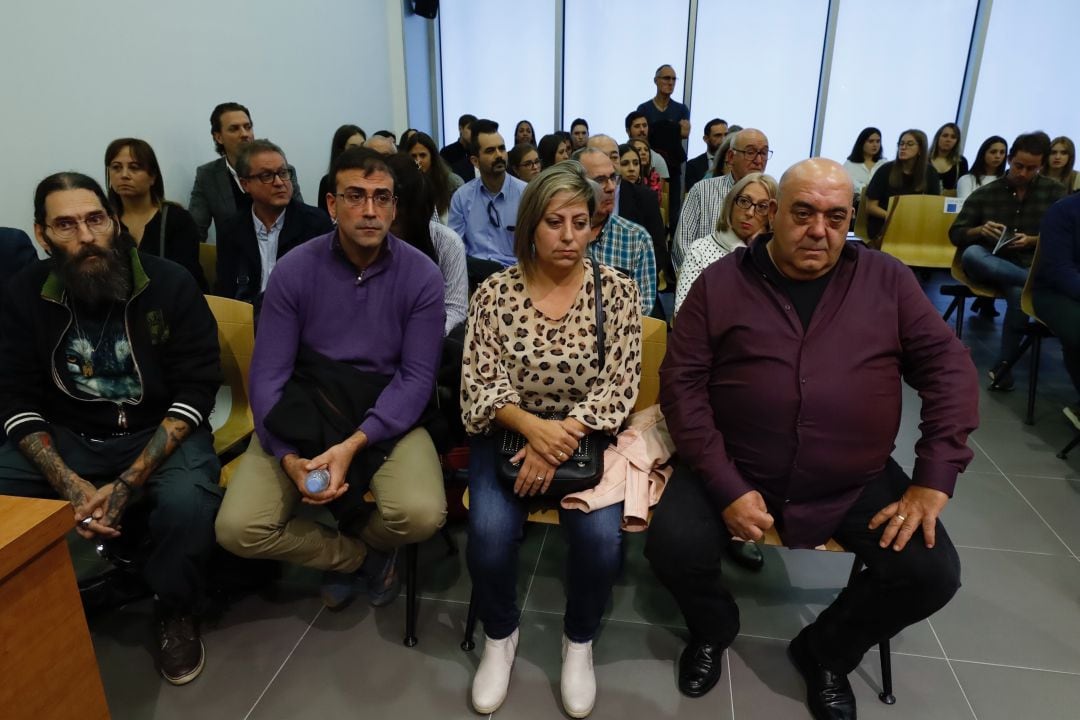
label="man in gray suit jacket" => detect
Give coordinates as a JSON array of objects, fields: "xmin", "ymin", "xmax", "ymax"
[{"xmin": 189, "ymin": 102, "xmax": 302, "ymax": 240}]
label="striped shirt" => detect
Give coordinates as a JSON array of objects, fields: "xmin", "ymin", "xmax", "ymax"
[
  {"xmin": 673, "ymin": 173, "xmax": 734, "ymax": 271},
  {"xmin": 589, "ymin": 214, "xmax": 656, "ymax": 315},
  {"xmin": 429, "ymin": 221, "xmax": 469, "ymax": 334}
]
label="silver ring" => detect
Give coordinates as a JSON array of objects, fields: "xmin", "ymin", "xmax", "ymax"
[
  {"xmin": 536, "ymin": 475, "xmax": 544, "ymax": 481},
  {"xmin": 896, "ymin": 514, "xmax": 906, "ymax": 522}
]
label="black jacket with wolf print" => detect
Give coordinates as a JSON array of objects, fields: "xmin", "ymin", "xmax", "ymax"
[{"xmin": 0, "ymin": 249, "xmax": 221, "ymax": 443}]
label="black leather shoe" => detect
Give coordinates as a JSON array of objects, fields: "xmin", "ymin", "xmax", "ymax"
[
  {"xmin": 726, "ymin": 540, "xmax": 765, "ymax": 571},
  {"xmin": 678, "ymin": 639, "xmax": 724, "ymax": 697},
  {"xmin": 788, "ymin": 628, "xmax": 856, "ymax": 720}
]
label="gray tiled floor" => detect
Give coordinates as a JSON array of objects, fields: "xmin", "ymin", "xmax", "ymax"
[{"xmin": 79, "ymin": 274, "xmax": 1080, "ymax": 719}]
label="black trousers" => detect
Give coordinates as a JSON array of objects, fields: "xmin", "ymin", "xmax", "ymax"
[
  {"xmin": 644, "ymin": 458, "xmax": 961, "ymax": 674},
  {"xmin": 0, "ymin": 426, "xmax": 222, "ymax": 611}
]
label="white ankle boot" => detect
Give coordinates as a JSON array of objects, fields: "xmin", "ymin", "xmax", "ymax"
[
  {"xmin": 471, "ymin": 628, "xmax": 519, "ymax": 714},
  {"xmin": 561, "ymin": 635, "xmax": 596, "ymax": 718}
]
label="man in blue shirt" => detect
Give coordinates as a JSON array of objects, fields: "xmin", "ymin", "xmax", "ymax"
[{"xmin": 448, "ymin": 119, "xmax": 526, "ymax": 288}]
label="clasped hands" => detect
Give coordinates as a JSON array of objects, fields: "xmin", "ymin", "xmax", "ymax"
[
  {"xmin": 71, "ymin": 475, "xmax": 130, "ymax": 540},
  {"xmin": 722, "ymin": 485, "xmax": 949, "ymax": 552},
  {"xmin": 509, "ymin": 416, "xmax": 585, "ymax": 497},
  {"xmin": 283, "ymin": 431, "xmax": 367, "ymax": 506}
]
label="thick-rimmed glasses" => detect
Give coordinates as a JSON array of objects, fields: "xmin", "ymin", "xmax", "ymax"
[
  {"xmin": 46, "ymin": 212, "xmax": 113, "ymax": 240},
  {"xmin": 734, "ymin": 194, "xmax": 771, "ymax": 216},
  {"xmin": 337, "ymin": 189, "xmax": 396, "ymax": 208},
  {"xmin": 732, "ymin": 147, "xmax": 773, "ymax": 161},
  {"xmin": 517, "ymin": 158, "xmax": 541, "ymax": 171},
  {"xmin": 246, "ymin": 168, "xmax": 292, "ymax": 184}
]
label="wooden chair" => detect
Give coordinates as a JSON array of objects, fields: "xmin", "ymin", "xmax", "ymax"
[
  {"xmin": 660, "ymin": 180, "xmax": 670, "ymax": 228},
  {"xmin": 205, "ymin": 296, "xmax": 255, "ymax": 458},
  {"xmin": 852, "ymin": 187, "xmax": 870, "ymax": 244},
  {"xmin": 941, "ymin": 248, "xmax": 1001, "ymax": 340},
  {"xmin": 877, "ymin": 195, "xmax": 957, "ymax": 269},
  {"xmin": 199, "ymin": 243, "xmax": 217, "ymax": 292}
]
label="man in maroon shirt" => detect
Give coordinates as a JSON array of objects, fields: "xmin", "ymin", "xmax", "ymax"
[{"xmin": 645, "ymin": 159, "xmax": 978, "ymax": 719}]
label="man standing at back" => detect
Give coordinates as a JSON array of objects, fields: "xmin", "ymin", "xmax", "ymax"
[
  {"xmin": 673, "ymin": 128, "xmax": 770, "ymax": 270},
  {"xmin": 188, "ymin": 102, "xmax": 302, "ymax": 241},
  {"xmin": 448, "ymin": 119, "xmax": 526, "ymax": 287},
  {"xmin": 638, "ymin": 65, "xmax": 691, "ymax": 228}
]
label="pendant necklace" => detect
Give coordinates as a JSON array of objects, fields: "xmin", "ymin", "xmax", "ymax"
[{"xmin": 70, "ymin": 303, "xmax": 114, "ymax": 378}]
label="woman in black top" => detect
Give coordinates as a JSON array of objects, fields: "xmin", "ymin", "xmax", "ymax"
[
  {"xmin": 317, "ymin": 124, "xmax": 366, "ymax": 212},
  {"xmin": 537, "ymin": 133, "xmax": 571, "ymax": 169},
  {"xmin": 929, "ymin": 122, "xmax": 969, "ymax": 192},
  {"xmin": 105, "ymin": 138, "xmax": 206, "ymax": 290},
  {"xmin": 865, "ymin": 129, "xmax": 942, "ymax": 239}
]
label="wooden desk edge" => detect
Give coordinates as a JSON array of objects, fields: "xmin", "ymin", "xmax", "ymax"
[{"xmin": 0, "ymin": 496, "xmax": 76, "ymax": 583}]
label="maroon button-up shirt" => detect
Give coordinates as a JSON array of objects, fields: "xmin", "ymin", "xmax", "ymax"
[{"xmin": 661, "ymin": 238, "xmax": 979, "ymax": 548}]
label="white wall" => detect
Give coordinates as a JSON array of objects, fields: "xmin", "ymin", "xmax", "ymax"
[{"xmin": 0, "ymin": 0, "xmax": 408, "ymax": 240}]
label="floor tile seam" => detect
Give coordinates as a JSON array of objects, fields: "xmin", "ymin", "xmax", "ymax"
[
  {"xmin": 242, "ymin": 604, "xmax": 326, "ymax": 720},
  {"xmin": 969, "ymin": 436, "xmax": 1080, "ymax": 562},
  {"xmin": 948, "ymin": 658, "xmax": 1080, "ymax": 676},
  {"xmin": 726, "ymin": 647, "xmax": 735, "ymax": 720},
  {"xmin": 952, "ymin": 544, "xmax": 1061, "ymax": 557},
  {"xmin": 927, "ymin": 619, "xmax": 980, "ymax": 720},
  {"xmin": 518, "ymin": 525, "xmax": 550, "ymax": 615}
]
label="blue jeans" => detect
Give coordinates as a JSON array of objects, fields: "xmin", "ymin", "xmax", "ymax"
[
  {"xmin": 961, "ymin": 244, "xmax": 1029, "ymax": 366},
  {"xmin": 466, "ymin": 434, "xmax": 623, "ymax": 642}
]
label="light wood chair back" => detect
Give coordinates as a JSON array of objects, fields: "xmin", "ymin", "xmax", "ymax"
[
  {"xmin": 878, "ymin": 195, "xmax": 958, "ymax": 268},
  {"xmin": 205, "ymin": 295, "xmax": 255, "ymax": 458}
]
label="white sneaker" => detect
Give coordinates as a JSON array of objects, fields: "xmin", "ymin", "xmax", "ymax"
[
  {"xmin": 471, "ymin": 628, "xmax": 519, "ymax": 714},
  {"xmin": 561, "ymin": 635, "xmax": 596, "ymax": 718}
]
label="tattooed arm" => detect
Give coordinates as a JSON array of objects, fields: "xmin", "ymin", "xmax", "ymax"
[
  {"xmin": 16, "ymin": 431, "xmax": 118, "ymax": 539},
  {"xmin": 81, "ymin": 417, "xmax": 194, "ymax": 530}
]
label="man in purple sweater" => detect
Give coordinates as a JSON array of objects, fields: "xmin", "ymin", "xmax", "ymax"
[
  {"xmin": 646, "ymin": 159, "xmax": 978, "ymax": 719},
  {"xmin": 216, "ymin": 148, "xmax": 447, "ymax": 609}
]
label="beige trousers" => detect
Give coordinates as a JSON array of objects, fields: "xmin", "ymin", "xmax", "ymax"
[{"xmin": 215, "ymin": 428, "xmax": 446, "ymax": 572}]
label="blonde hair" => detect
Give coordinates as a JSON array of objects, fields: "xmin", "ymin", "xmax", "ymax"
[
  {"xmin": 513, "ymin": 161, "xmax": 596, "ymax": 279},
  {"xmin": 716, "ymin": 172, "xmax": 778, "ymax": 232}
]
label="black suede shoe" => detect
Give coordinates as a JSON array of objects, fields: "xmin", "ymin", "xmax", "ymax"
[
  {"xmin": 677, "ymin": 639, "xmax": 724, "ymax": 697},
  {"xmin": 726, "ymin": 540, "xmax": 765, "ymax": 571},
  {"xmin": 788, "ymin": 628, "xmax": 856, "ymax": 720}
]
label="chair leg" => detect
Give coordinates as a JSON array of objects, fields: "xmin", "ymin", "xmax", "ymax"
[
  {"xmin": 1025, "ymin": 335, "xmax": 1041, "ymax": 425},
  {"xmin": 461, "ymin": 587, "xmax": 478, "ymax": 651},
  {"xmin": 404, "ymin": 543, "xmax": 418, "ymax": 647},
  {"xmin": 440, "ymin": 526, "xmax": 459, "ymax": 556},
  {"xmin": 1057, "ymin": 432, "xmax": 1080, "ymax": 459},
  {"xmin": 878, "ymin": 638, "xmax": 896, "ymax": 704}
]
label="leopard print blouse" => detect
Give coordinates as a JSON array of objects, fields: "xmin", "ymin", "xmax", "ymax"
[{"xmin": 461, "ymin": 260, "xmax": 643, "ymax": 436}]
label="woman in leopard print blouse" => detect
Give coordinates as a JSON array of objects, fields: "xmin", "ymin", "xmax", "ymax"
[{"xmin": 461, "ymin": 162, "xmax": 642, "ymax": 718}]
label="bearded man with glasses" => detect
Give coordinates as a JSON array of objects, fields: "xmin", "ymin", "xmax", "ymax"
[
  {"xmin": 214, "ymin": 139, "xmax": 332, "ymax": 313},
  {"xmin": 216, "ymin": 147, "xmax": 447, "ymax": 613},
  {"xmin": 0, "ymin": 172, "xmax": 223, "ymax": 685}
]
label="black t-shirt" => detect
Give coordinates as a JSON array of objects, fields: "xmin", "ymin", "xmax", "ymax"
[
  {"xmin": 865, "ymin": 161, "xmax": 943, "ymax": 238},
  {"xmin": 57, "ymin": 300, "xmax": 141, "ymax": 403},
  {"xmin": 752, "ymin": 236, "xmax": 838, "ymax": 331}
]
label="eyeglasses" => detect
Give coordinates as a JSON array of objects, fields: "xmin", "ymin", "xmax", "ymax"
[
  {"xmin": 336, "ymin": 188, "xmax": 396, "ymax": 208},
  {"xmin": 517, "ymin": 158, "xmax": 541, "ymax": 170},
  {"xmin": 734, "ymin": 194, "xmax": 771, "ymax": 216},
  {"xmin": 487, "ymin": 199, "xmax": 502, "ymax": 228},
  {"xmin": 246, "ymin": 168, "xmax": 292, "ymax": 184},
  {"xmin": 46, "ymin": 212, "xmax": 113, "ymax": 240},
  {"xmin": 732, "ymin": 147, "xmax": 773, "ymax": 160},
  {"xmin": 591, "ymin": 173, "xmax": 621, "ymax": 188},
  {"xmin": 897, "ymin": 140, "xmax": 918, "ymax": 149}
]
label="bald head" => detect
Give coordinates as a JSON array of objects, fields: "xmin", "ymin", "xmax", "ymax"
[
  {"xmin": 364, "ymin": 136, "xmax": 396, "ymax": 155},
  {"xmin": 766, "ymin": 157, "xmax": 853, "ymax": 281},
  {"xmin": 728, "ymin": 128, "xmax": 770, "ymax": 179},
  {"xmin": 587, "ymin": 135, "xmax": 619, "ymax": 164},
  {"xmin": 778, "ymin": 158, "xmax": 853, "ymax": 203}
]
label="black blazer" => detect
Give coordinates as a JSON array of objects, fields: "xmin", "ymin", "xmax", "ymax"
[
  {"xmin": 188, "ymin": 157, "xmax": 303, "ymax": 240},
  {"xmin": 618, "ymin": 181, "xmax": 669, "ymax": 276},
  {"xmin": 685, "ymin": 152, "xmax": 711, "ymax": 192},
  {"xmin": 213, "ymin": 199, "xmax": 333, "ymax": 304}
]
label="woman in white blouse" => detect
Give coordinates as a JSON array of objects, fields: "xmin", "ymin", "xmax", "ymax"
[
  {"xmin": 843, "ymin": 127, "xmax": 885, "ymax": 197},
  {"xmin": 956, "ymin": 135, "xmax": 1007, "ymax": 199},
  {"xmin": 675, "ymin": 172, "xmax": 778, "ymax": 315}
]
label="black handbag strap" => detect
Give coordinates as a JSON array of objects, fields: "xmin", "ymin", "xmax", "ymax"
[{"xmin": 593, "ymin": 259, "xmax": 605, "ymax": 371}]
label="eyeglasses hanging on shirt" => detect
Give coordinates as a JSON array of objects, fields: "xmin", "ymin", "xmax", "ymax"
[{"xmin": 487, "ymin": 198, "xmax": 515, "ymax": 231}]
